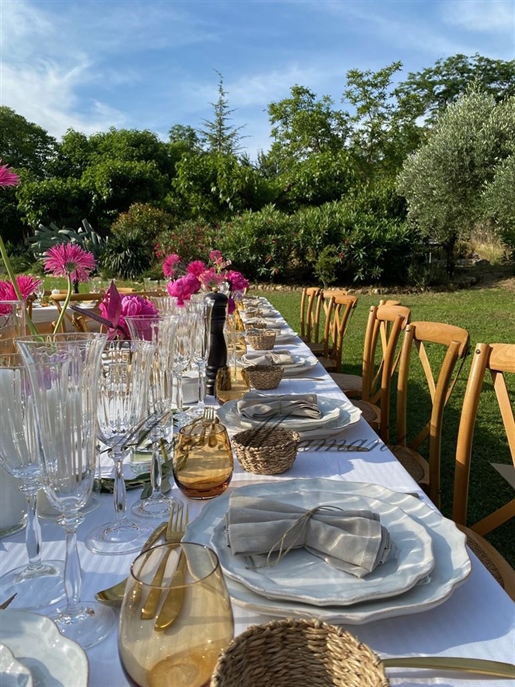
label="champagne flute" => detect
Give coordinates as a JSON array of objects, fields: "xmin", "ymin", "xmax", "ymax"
[
  {"xmin": 189, "ymin": 300, "xmax": 213, "ymax": 417},
  {"xmin": 119, "ymin": 542, "xmax": 234, "ymax": 687},
  {"xmin": 125, "ymin": 314, "xmax": 180, "ymax": 518},
  {"xmin": 16, "ymin": 332, "xmax": 116, "ymax": 648},
  {"xmin": 0, "ymin": 354, "xmax": 65, "ymax": 610},
  {"xmin": 84, "ymin": 339, "xmax": 155, "ymax": 554},
  {"xmin": 172, "ymin": 310, "xmax": 195, "ymax": 427}
]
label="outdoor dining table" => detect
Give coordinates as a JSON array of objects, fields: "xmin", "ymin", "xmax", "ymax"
[{"xmin": 0, "ymin": 299, "xmax": 513, "ymax": 686}]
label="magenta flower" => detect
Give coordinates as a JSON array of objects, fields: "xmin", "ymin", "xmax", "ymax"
[
  {"xmin": 227, "ymin": 297, "xmax": 236, "ymax": 315},
  {"xmin": 209, "ymin": 249, "xmax": 223, "ymax": 265},
  {"xmin": 162, "ymin": 253, "xmax": 181, "ymax": 279},
  {"xmin": 0, "ymin": 161, "xmax": 20, "ymax": 188},
  {"xmin": 227, "ymin": 270, "xmax": 249, "ymax": 292},
  {"xmin": 121, "ymin": 295, "xmax": 159, "ymax": 318},
  {"xmin": 167, "ymin": 273, "xmax": 200, "ymax": 307},
  {"xmin": 198, "ymin": 267, "xmax": 225, "ymax": 291},
  {"xmin": 186, "ymin": 260, "xmax": 207, "ymax": 277},
  {"xmin": 0, "ymin": 275, "xmax": 41, "ymax": 301},
  {"xmin": 44, "ymin": 243, "xmax": 96, "ymax": 282}
]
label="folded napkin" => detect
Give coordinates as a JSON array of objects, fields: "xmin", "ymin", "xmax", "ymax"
[
  {"xmin": 225, "ymin": 495, "xmax": 397, "ymax": 578},
  {"xmin": 236, "ymin": 392, "xmax": 321, "ymax": 421},
  {"xmin": 245, "ymin": 352, "xmax": 295, "ymax": 366}
]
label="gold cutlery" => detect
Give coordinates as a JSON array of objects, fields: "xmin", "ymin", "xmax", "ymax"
[
  {"xmin": 154, "ymin": 504, "xmax": 190, "ymax": 631},
  {"xmin": 140, "ymin": 502, "xmax": 188, "ymax": 621},
  {"xmin": 95, "ymin": 521, "xmax": 169, "ymax": 606},
  {"xmin": 0, "ymin": 593, "xmax": 16, "ymax": 609},
  {"xmin": 383, "ymin": 656, "xmax": 515, "ymax": 678}
]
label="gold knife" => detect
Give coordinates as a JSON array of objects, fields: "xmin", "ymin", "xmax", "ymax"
[
  {"xmin": 383, "ymin": 656, "xmax": 515, "ymax": 678},
  {"xmin": 154, "ymin": 550, "xmax": 187, "ymax": 631}
]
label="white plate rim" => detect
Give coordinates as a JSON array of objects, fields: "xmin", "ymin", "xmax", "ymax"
[
  {"xmin": 221, "ymin": 396, "xmax": 343, "ymax": 431},
  {"xmin": 0, "ymin": 610, "xmax": 89, "ymax": 687},
  {"xmin": 210, "ymin": 492, "xmax": 435, "ymax": 606},
  {"xmin": 185, "ymin": 479, "xmax": 471, "ymax": 624},
  {"xmin": 0, "ymin": 643, "xmax": 32, "ymax": 686}
]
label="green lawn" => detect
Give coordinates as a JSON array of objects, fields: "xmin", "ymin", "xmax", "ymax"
[{"xmin": 257, "ymin": 285, "xmax": 515, "ymax": 567}]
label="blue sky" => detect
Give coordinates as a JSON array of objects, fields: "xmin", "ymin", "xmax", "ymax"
[{"xmin": 1, "ymin": 0, "xmax": 514, "ymax": 160}]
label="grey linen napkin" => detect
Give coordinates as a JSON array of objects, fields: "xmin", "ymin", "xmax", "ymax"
[
  {"xmin": 236, "ymin": 392, "xmax": 321, "ymax": 421},
  {"xmin": 225, "ymin": 494, "xmax": 397, "ymax": 578},
  {"xmin": 245, "ymin": 352, "xmax": 295, "ymax": 366}
]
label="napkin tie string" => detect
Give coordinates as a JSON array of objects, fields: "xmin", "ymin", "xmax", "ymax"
[{"xmin": 263, "ymin": 504, "xmax": 345, "ymax": 568}]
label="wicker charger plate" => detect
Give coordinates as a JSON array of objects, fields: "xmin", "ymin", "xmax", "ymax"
[
  {"xmin": 210, "ymin": 618, "xmax": 389, "ymax": 687},
  {"xmin": 232, "ymin": 427, "xmax": 299, "ymax": 474}
]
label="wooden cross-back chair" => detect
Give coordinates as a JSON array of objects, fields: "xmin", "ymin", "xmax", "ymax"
[
  {"xmin": 452, "ymin": 342, "xmax": 515, "ymax": 599},
  {"xmin": 389, "ymin": 321, "xmax": 470, "ymax": 507},
  {"xmin": 299, "ymin": 287, "xmax": 322, "ymax": 344},
  {"xmin": 332, "ymin": 303, "xmax": 411, "ymax": 437},
  {"xmin": 49, "ymin": 293, "xmax": 105, "ymax": 333},
  {"xmin": 318, "ymin": 295, "xmax": 358, "ymax": 373}
]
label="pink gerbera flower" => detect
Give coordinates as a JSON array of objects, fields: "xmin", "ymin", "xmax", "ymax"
[
  {"xmin": 186, "ymin": 260, "xmax": 207, "ymax": 277},
  {"xmin": 0, "ymin": 275, "xmax": 42, "ymax": 301},
  {"xmin": 44, "ymin": 243, "xmax": 96, "ymax": 282},
  {"xmin": 162, "ymin": 253, "xmax": 181, "ymax": 279},
  {"xmin": 0, "ymin": 161, "xmax": 20, "ymax": 188},
  {"xmin": 226, "ymin": 270, "xmax": 249, "ymax": 292},
  {"xmin": 198, "ymin": 267, "xmax": 225, "ymax": 291}
]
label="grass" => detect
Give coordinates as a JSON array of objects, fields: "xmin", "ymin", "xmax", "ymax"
[{"xmin": 256, "ymin": 285, "xmax": 515, "ymax": 567}]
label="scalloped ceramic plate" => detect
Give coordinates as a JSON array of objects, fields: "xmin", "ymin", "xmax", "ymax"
[
  {"xmin": 0, "ymin": 643, "xmax": 32, "ymax": 687},
  {"xmin": 0, "ymin": 610, "xmax": 88, "ymax": 687},
  {"xmin": 185, "ymin": 479, "xmax": 471, "ymax": 624}
]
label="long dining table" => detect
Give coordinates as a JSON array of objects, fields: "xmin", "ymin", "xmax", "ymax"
[{"xmin": 1, "ymin": 297, "xmax": 514, "ymax": 686}]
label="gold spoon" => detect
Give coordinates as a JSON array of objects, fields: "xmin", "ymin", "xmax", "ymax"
[
  {"xmin": 383, "ymin": 656, "xmax": 515, "ymax": 678},
  {"xmin": 95, "ymin": 521, "xmax": 168, "ymax": 606}
]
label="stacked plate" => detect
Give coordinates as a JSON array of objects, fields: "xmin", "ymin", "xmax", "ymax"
[
  {"xmin": 185, "ymin": 479, "xmax": 472, "ymax": 624},
  {"xmin": 238, "ymin": 351, "xmax": 318, "ymax": 376},
  {"xmin": 217, "ymin": 395, "xmax": 362, "ymax": 439},
  {"xmin": 0, "ymin": 610, "xmax": 88, "ymax": 686}
]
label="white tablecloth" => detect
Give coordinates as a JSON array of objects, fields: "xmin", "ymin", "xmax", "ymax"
[{"xmin": 1, "ymin": 304, "xmax": 514, "ymax": 686}]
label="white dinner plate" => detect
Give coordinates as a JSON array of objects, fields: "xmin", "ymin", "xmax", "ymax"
[
  {"xmin": 185, "ymin": 479, "xmax": 471, "ymax": 624},
  {"xmin": 239, "ymin": 352, "xmax": 318, "ymax": 376},
  {"xmin": 210, "ymin": 492, "xmax": 434, "ymax": 606},
  {"xmin": 219, "ymin": 396, "xmax": 342, "ymax": 431},
  {"xmin": 0, "ymin": 644, "xmax": 32, "ymax": 687},
  {"xmin": 0, "ymin": 610, "xmax": 89, "ymax": 687},
  {"xmin": 218, "ymin": 396, "xmax": 362, "ymax": 437},
  {"xmin": 274, "ymin": 329, "xmax": 300, "ymax": 344}
]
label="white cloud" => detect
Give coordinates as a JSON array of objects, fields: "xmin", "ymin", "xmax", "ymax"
[{"xmin": 442, "ymin": 0, "xmax": 514, "ymax": 33}]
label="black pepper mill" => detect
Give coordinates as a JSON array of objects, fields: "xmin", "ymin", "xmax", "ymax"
[{"xmin": 205, "ymin": 290, "xmax": 228, "ymax": 396}]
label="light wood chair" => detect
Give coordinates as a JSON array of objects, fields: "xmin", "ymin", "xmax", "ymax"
[
  {"xmin": 452, "ymin": 342, "xmax": 515, "ymax": 599},
  {"xmin": 299, "ymin": 287, "xmax": 325, "ymax": 348},
  {"xmin": 49, "ymin": 293, "xmax": 105, "ymax": 333},
  {"xmin": 389, "ymin": 321, "xmax": 470, "ymax": 507},
  {"xmin": 318, "ymin": 295, "xmax": 358, "ymax": 373},
  {"xmin": 331, "ymin": 304, "xmax": 411, "ymax": 438}
]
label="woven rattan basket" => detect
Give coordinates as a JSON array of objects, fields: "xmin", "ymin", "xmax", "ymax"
[
  {"xmin": 231, "ymin": 427, "xmax": 299, "ymax": 474},
  {"xmin": 244, "ymin": 320, "xmax": 266, "ymax": 329},
  {"xmin": 241, "ymin": 363, "xmax": 283, "ymax": 390},
  {"xmin": 211, "ymin": 618, "xmax": 389, "ymax": 687},
  {"xmin": 246, "ymin": 329, "xmax": 276, "ymax": 350}
]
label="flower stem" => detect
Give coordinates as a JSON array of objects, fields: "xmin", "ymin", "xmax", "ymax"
[
  {"xmin": 0, "ymin": 236, "xmax": 39, "ymax": 335},
  {"xmin": 53, "ymin": 274, "xmax": 73, "ymax": 334}
]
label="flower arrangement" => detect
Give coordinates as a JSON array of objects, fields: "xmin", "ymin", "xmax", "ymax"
[
  {"xmin": 95, "ymin": 281, "xmax": 159, "ymax": 339},
  {"xmin": 164, "ymin": 249, "xmax": 249, "ymax": 310}
]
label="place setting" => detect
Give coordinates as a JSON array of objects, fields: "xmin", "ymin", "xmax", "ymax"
[{"xmin": 237, "ymin": 349, "xmax": 319, "ymax": 377}]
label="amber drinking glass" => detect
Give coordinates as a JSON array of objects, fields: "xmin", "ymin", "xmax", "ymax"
[
  {"xmin": 119, "ymin": 542, "xmax": 234, "ymax": 687},
  {"xmin": 173, "ymin": 420, "xmax": 233, "ymax": 499}
]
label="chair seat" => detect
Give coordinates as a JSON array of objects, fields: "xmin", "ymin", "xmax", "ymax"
[
  {"xmin": 329, "ymin": 372, "xmax": 362, "ymax": 399},
  {"xmin": 308, "ymin": 342, "xmax": 330, "ymax": 357},
  {"xmin": 457, "ymin": 525, "xmax": 515, "ymax": 600},
  {"xmin": 318, "ymin": 355, "xmax": 337, "ymax": 372},
  {"xmin": 351, "ymin": 399, "xmax": 380, "ymax": 431},
  {"xmin": 390, "ymin": 445, "xmax": 430, "ymax": 486}
]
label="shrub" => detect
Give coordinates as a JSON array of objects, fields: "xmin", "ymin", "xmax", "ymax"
[
  {"xmin": 100, "ymin": 230, "xmax": 154, "ymax": 279},
  {"xmin": 156, "ymin": 220, "xmax": 218, "ymax": 266},
  {"xmin": 111, "ymin": 203, "xmax": 176, "ymax": 243}
]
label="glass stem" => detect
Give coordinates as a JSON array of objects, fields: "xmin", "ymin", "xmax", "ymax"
[
  {"xmin": 22, "ymin": 485, "xmax": 43, "ymax": 569},
  {"xmin": 60, "ymin": 511, "xmax": 84, "ymax": 616},
  {"xmin": 149, "ymin": 429, "xmax": 163, "ymax": 498},
  {"xmin": 176, "ymin": 373, "xmax": 183, "ymax": 412},
  {"xmin": 197, "ymin": 364, "xmax": 206, "ymax": 408},
  {"xmin": 112, "ymin": 451, "xmax": 127, "ymax": 522}
]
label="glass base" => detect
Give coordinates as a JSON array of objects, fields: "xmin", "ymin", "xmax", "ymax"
[
  {"xmin": 84, "ymin": 519, "xmax": 155, "ymax": 555},
  {"xmin": 131, "ymin": 493, "xmax": 180, "ymax": 519},
  {"xmin": 0, "ymin": 560, "xmax": 65, "ymax": 610},
  {"xmin": 54, "ymin": 601, "xmax": 116, "ymax": 649}
]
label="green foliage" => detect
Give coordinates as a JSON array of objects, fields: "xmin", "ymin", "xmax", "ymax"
[
  {"xmin": 480, "ymin": 154, "xmax": 515, "ymax": 249},
  {"xmin": 156, "ymin": 220, "xmax": 217, "ymax": 265},
  {"xmin": 199, "ymin": 71, "xmax": 246, "ymax": 155},
  {"xmin": 313, "ymin": 245, "xmax": 342, "ymax": 288},
  {"xmin": 100, "ymin": 230, "xmax": 154, "ymax": 280},
  {"xmin": 0, "ymin": 106, "xmax": 57, "ymax": 173},
  {"xmin": 111, "ymin": 203, "xmax": 176, "ymax": 243},
  {"xmin": 16, "ymin": 177, "xmax": 92, "ymax": 231},
  {"xmin": 27, "ymin": 219, "xmax": 108, "ymax": 262}
]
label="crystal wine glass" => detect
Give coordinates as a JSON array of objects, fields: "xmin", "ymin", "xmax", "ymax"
[
  {"xmin": 125, "ymin": 314, "xmax": 180, "ymax": 518},
  {"xmin": 0, "ymin": 300, "xmax": 25, "ymax": 354},
  {"xmin": 119, "ymin": 542, "xmax": 234, "ymax": 687},
  {"xmin": 16, "ymin": 332, "xmax": 116, "ymax": 648},
  {"xmin": 172, "ymin": 310, "xmax": 195, "ymax": 427},
  {"xmin": 0, "ymin": 353, "xmax": 65, "ymax": 610},
  {"xmin": 84, "ymin": 339, "xmax": 156, "ymax": 555}
]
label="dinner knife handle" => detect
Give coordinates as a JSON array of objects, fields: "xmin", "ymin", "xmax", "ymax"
[
  {"xmin": 154, "ymin": 551, "xmax": 186, "ymax": 631},
  {"xmin": 383, "ymin": 656, "xmax": 515, "ymax": 678}
]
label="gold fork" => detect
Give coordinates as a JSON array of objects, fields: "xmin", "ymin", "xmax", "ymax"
[{"xmin": 140, "ymin": 502, "xmax": 188, "ymax": 621}]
